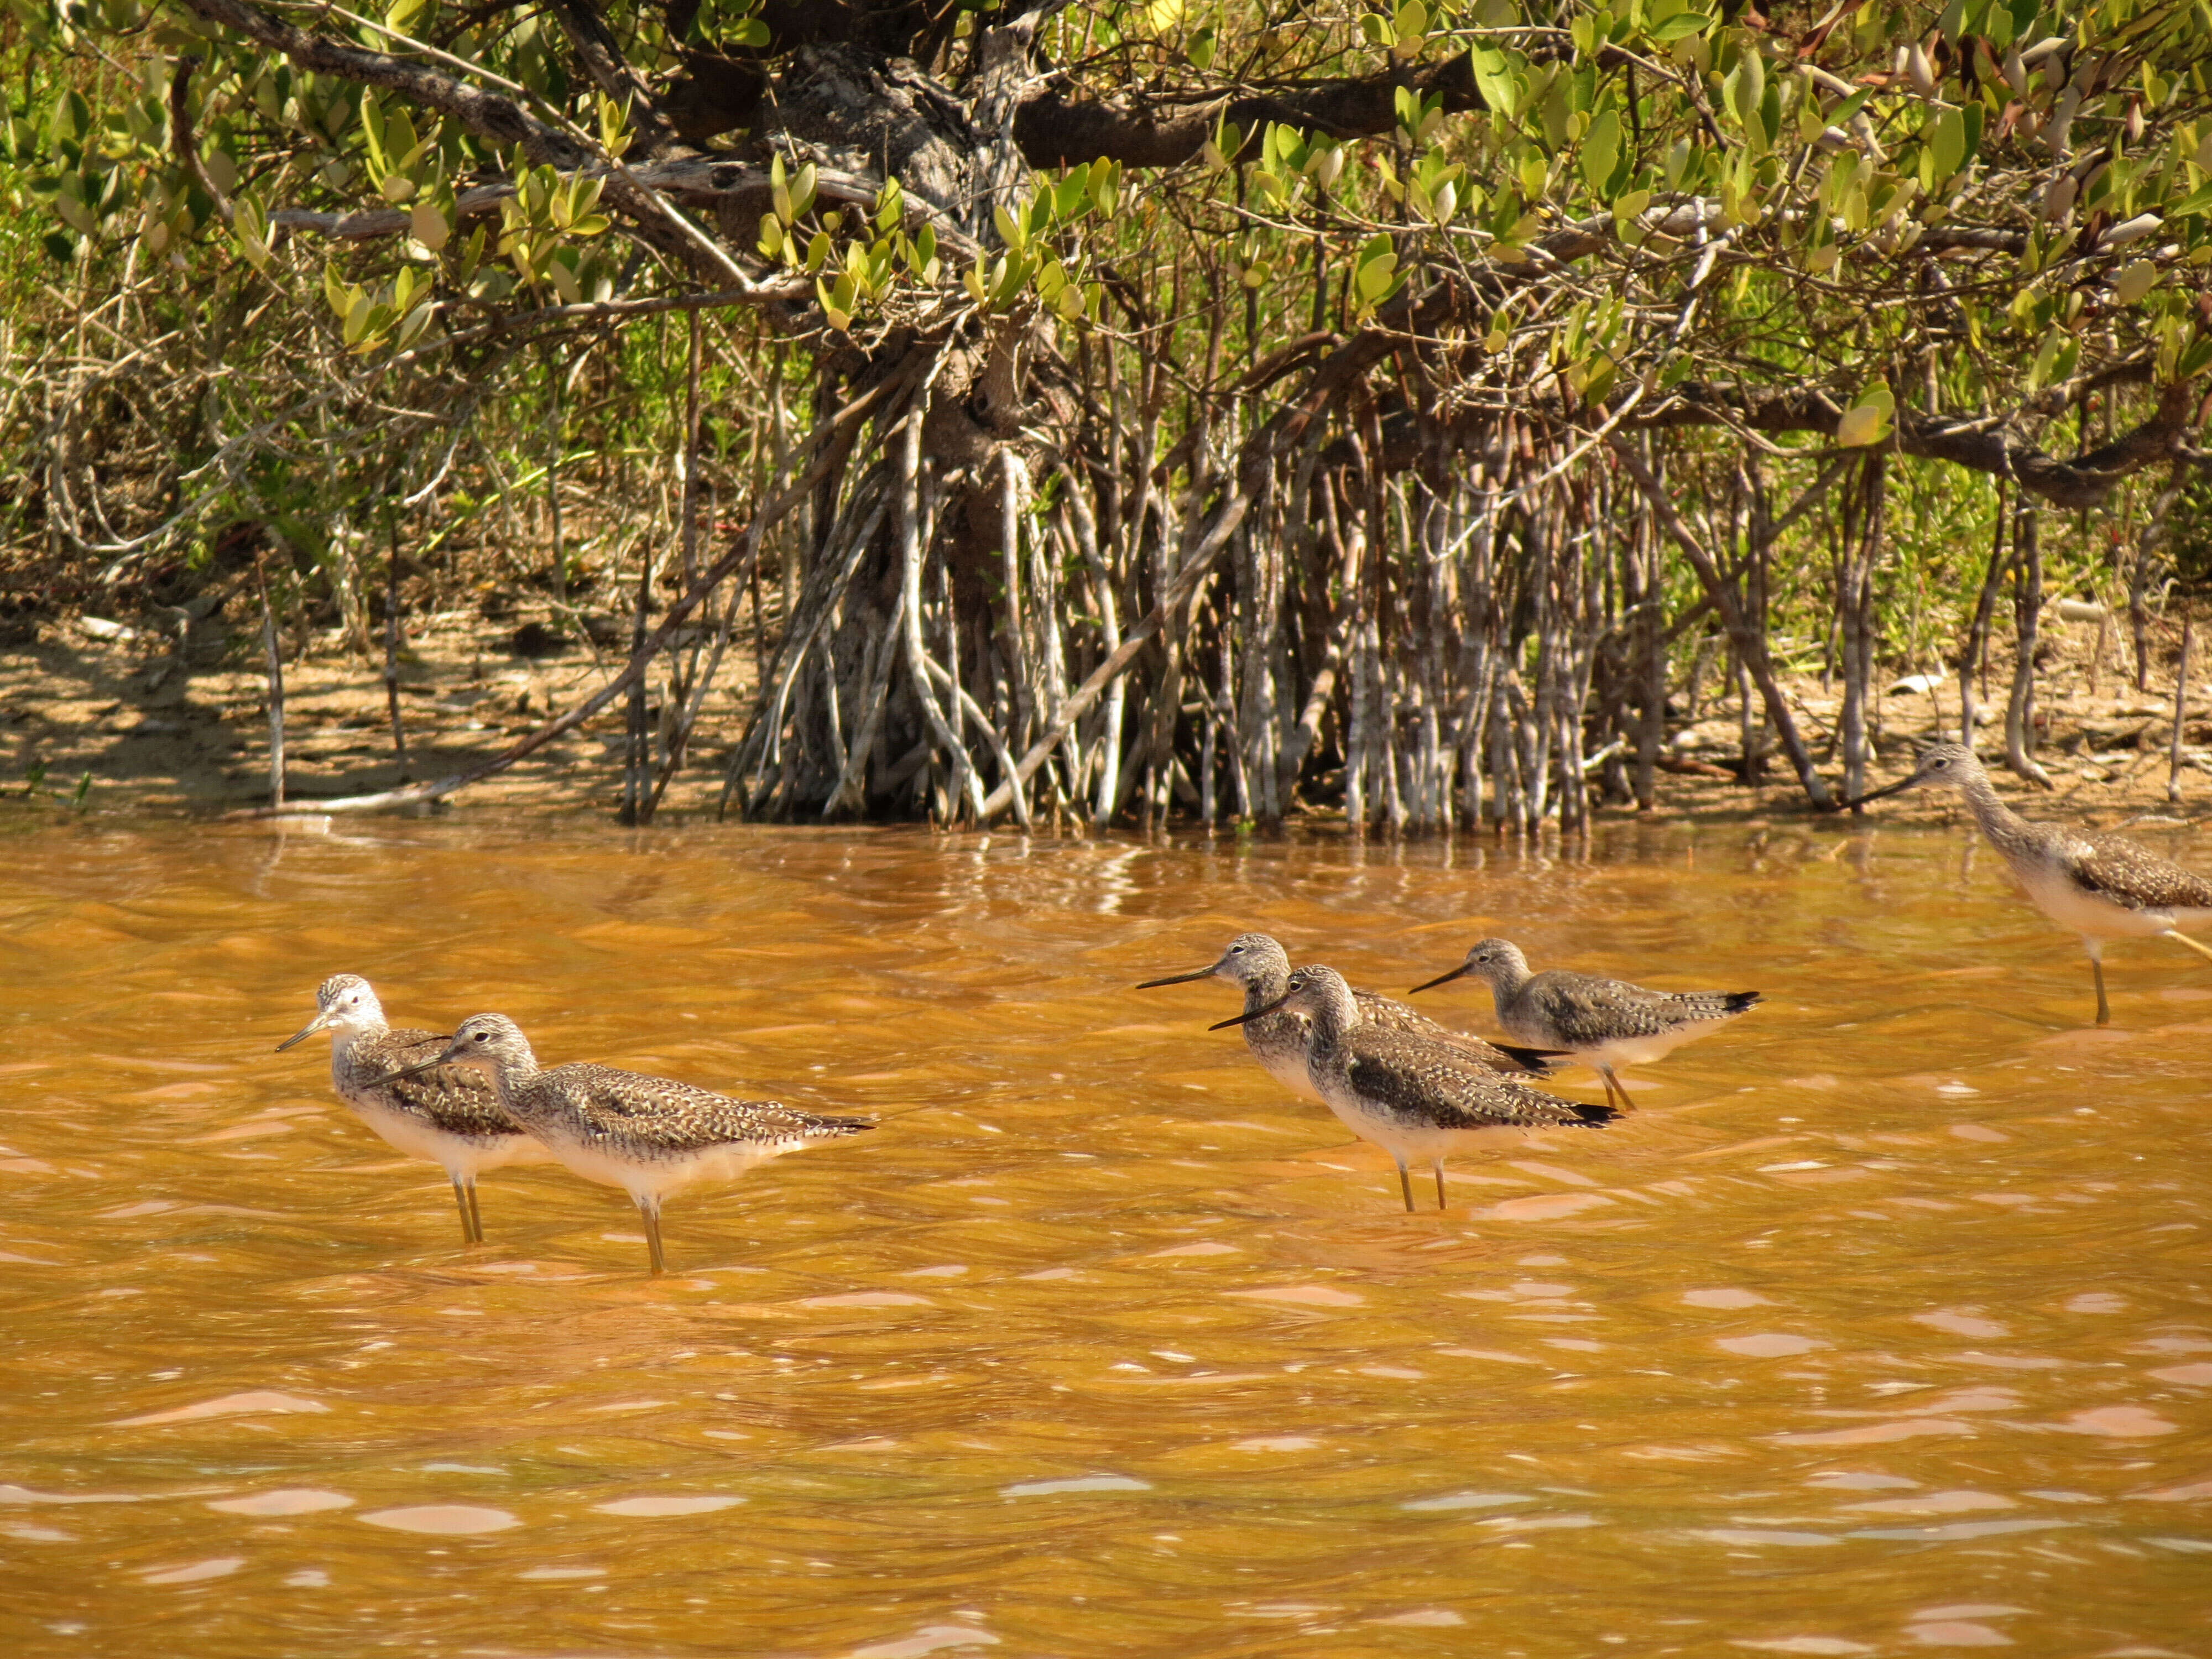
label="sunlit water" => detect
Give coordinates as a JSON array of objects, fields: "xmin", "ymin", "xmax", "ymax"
[{"xmin": 2, "ymin": 815, "xmax": 2208, "ymax": 1657}]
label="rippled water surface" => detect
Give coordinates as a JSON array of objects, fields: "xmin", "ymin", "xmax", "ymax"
[{"xmin": 3, "ymin": 815, "xmax": 2210, "ymax": 1657}]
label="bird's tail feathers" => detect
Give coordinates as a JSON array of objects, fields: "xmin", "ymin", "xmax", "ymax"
[{"xmin": 1665, "ymin": 989, "xmax": 1762, "ymax": 1020}]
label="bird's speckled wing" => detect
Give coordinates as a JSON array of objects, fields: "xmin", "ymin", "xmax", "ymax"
[
  {"xmin": 341, "ymin": 1027, "xmax": 523, "ymax": 1138},
  {"xmin": 1352, "ymin": 990, "xmax": 1558, "ymax": 1074},
  {"xmin": 538, "ymin": 1063, "xmax": 873, "ymax": 1152},
  {"xmin": 1343, "ymin": 1029, "xmax": 1619, "ymax": 1131},
  {"xmin": 2076, "ymin": 833, "xmax": 2212, "ymax": 913},
  {"xmin": 1526, "ymin": 972, "xmax": 1757, "ymax": 1045}
]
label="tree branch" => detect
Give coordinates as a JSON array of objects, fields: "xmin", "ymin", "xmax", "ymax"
[
  {"xmin": 176, "ymin": 0, "xmax": 760, "ymax": 287},
  {"xmin": 270, "ymin": 156, "xmax": 983, "ymax": 262},
  {"xmin": 179, "ymin": 0, "xmax": 576, "ymax": 162},
  {"xmin": 1632, "ymin": 378, "xmax": 2195, "ymax": 510},
  {"xmin": 1013, "ymin": 50, "xmax": 1481, "ymax": 169},
  {"xmin": 166, "ymin": 56, "xmax": 234, "ymax": 224},
  {"xmin": 540, "ymin": 0, "xmax": 679, "ymax": 155}
]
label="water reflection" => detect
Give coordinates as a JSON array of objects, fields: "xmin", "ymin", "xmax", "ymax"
[{"xmin": 0, "ymin": 817, "xmax": 2207, "ymax": 1655}]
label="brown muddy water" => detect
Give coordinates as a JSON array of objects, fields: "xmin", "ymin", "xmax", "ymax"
[{"xmin": 2, "ymin": 816, "xmax": 2208, "ymax": 1658}]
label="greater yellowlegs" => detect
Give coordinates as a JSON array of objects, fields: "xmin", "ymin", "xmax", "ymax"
[
  {"xmin": 373, "ymin": 1014, "xmax": 870, "ymax": 1275},
  {"xmin": 1410, "ymin": 940, "xmax": 1760, "ymax": 1111},
  {"xmin": 275, "ymin": 974, "xmax": 547, "ymax": 1244},
  {"xmin": 1139, "ymin": 932, "xmax": 1558, "ymax": 1105},
  {"xmin": 1215, "ymin": 966, "xmax": 1619, "ymax": 1211},
  {"xmin": 1840, "ymin": 740, "xmax": 2212, "ymax": 1024}
]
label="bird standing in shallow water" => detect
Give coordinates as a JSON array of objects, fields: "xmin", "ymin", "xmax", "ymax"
[
  {"xmin": 1215, "ymin": 966, "xmax": 1618, "ymax": 1212},
  {"xmin": 1410, "ymin": 940, "xmax": 1760, "ymax": 1111},
  {"xmin": 1138, "ymin": 932, "xmax": 1558, "ymax": 1104},
  {"xmin": 375, "ymin": 1014, "xmax": 871, "ymax": 1275},
  {"xmin": 274, "ymin": 974, "xmax": 548, "ymax": 1244},
  {"xmin": 1839, "ymin": 740, "xmax": 2212, "ymax": 1025}
]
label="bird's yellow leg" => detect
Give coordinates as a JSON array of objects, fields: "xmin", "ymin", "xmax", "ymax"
[
  {"xmin": 1395, "ymin": 1161, "xmax": 1415, "ymax": 1213},
  {"xmin": 2085, "ymin": 941, "xmax": 2111, "ymax": 1026},
  {"xmin": 1433, "ymin": 1161, "xmax": 1448, "ymax": 1211},
  {"xmin": 1598, "ymin": 1066, "xmax": 1629, "ymax": 1112},
  {"xmin": 450, "ymin": 1175, "xmax": 478, "ymax": 1244}
]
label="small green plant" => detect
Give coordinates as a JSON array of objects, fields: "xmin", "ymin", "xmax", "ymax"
[{"xmin": 15, "ymin": 761, "xmax": 90, "ymax": 808}]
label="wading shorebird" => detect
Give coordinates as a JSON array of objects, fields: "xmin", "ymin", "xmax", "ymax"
[
  {"xmin": 275, "ymin": 974, "xmax": 549, "ymax": 1245},
  {"xmin": 1410, "ymin": 940, "xmax": 1760, "ymax": 1111},
  {"xmin": 373, "ymin": 1014, "xmax": 870, "ymax": 1275},
  {"xmin": 1215, "ymin": 966, "xmax": 1619, "ymax": 1212},
  {"xmin": 1839, "ymin": 739, "xmax": 2212, "ymax": 1024},
  {"xmin": 1138, "ymin": 932, "xmax": 1560, "ymax": 1104}
]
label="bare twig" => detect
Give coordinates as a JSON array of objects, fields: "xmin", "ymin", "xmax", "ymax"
[{"xmin": 2172, "ymin": 614, "xmax": 2194, "ymax": 806}]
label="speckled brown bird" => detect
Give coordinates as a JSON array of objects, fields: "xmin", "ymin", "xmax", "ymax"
[
  {"xmin": 375, "ymin": 1014, "xmax": 871, "ymax": 1275},
  {"xmin": 275, "ymin": 974, "xmax": 549, "ymax": 1244},
  {"xmin": 1138, "ymin": 932, "xmax": 1560, "ymax": 1104},
  {"xmin": 1410, "ymin": 940, "xmax": 1760, "ymax": 1111},
  {"xmin": 1841, "ymin": 740, "xmax": 2212, "ymax": 1024},
  {"xmin": 1215, "ymin": 966, "xmax": 1619, "ymax": 1213}
]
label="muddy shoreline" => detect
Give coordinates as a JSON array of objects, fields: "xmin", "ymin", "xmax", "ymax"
[{"xmin": 5, "ymin": 592, "xmax": 2208, "ymax": 833}]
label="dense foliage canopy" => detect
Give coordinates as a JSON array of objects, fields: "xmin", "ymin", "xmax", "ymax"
[{"xmin": 7, "ymin": 0, "xmax": 2212, "ymax": 823}]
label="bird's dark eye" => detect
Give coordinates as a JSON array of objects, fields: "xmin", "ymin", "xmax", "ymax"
[{"xmin": 473, "ymin": 1032, "xmax": 489, "ymax": 1043}]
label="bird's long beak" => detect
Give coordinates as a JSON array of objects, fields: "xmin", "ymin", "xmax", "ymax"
[
  {"xmin": 1211, "ymin": 989, "xmax": 1292, "ymax": 1031},
  {"xmin": 362, "ymin": 1040, "xmax": 455, "ymax": 1089},
  {"xmin": 274, "ymin": 1009, "xmax": 334, "ymax": 1052},
  {"xmin": 1406, "ymin": 961, "xmax": 1473, "ymax": 995},
  {"xmin": 1136, "ymin": 964, "xmax": 1219, "ymax": 989},
  {"xmin": 1835, "ymin": 774, "xmax": 1921, "ymax": 811}
]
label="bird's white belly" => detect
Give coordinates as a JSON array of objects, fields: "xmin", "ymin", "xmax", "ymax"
[
  {"xmin": 2011, "ymin": 857, "xmax": 2176, "ymax": 941},
  {"xmin": 473, "ymin": 1134, "xmax": 560, "ymax": 1171},
  {"xmin": 1313, "ymin": 1083, "xmax": 1525, "ymax": 1164},
  {"xmin": 1259, "ymin": 1050, "xmax": 1324, "ymax": 1104},
  {"xmin": 541, "ymin": 1134, "xmax": 789, "ymax": 1203},
  {"xmin": 345, "ymin": 1102, "xmax": 547, "ymax": 1177},
  {"xmin": 1579, "ymin": 1027, "xmax": 1712, "ymax": 1070},
  {"xmin": 1501, "ymin": 1010, "xmax": 1698, "ymax": 1071},
  {"xmin": 1242, "ymin": 1021, "xmax": 1324, "ymax": 1104}
]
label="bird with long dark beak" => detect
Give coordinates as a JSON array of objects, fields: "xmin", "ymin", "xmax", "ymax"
[
  {"xmin": 274, "ymin": 974, "xmax": 546, "ymax": 1244},
  {"xmin": 1835, "ymin": 740, "xmax": 2212, "ymax": 1024},
  {"xmin": 1212, "ymin": 966, "xmax": 1618, "ymax": 1212},
  {"xmin": 1410, "ymin": 940, "xmax": 1759, "ymax": 1111},
  {"xmin": 371, "ymin": 1014, "xmax": 870, "ymax": 1276},
  {"xmin": 1138, "ymin": 932, "xmax": 1558, "ymax": 1106}
]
